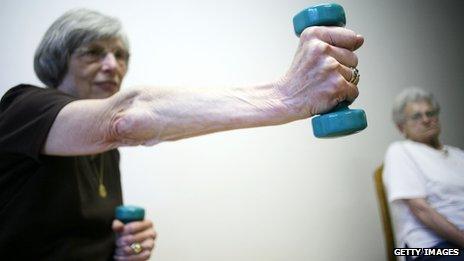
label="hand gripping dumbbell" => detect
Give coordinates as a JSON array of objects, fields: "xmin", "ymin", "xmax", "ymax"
[
  {"xmin": 293, "ymin": 3, "xmax": 367, "ymax": 138},
  {"xmin": 115, "ymin": 205, "xmax": 146, "ymax": 253}
]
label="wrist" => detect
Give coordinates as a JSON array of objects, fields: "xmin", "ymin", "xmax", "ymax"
[
  {"xmin": 272, "ymin": 76, "xmax": 311, "ymax": 122},
  {"xmin": 233, "ymin": 81, "xmax": 294, "ymax": 127}
]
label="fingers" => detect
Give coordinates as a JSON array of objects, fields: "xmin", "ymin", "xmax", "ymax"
[
  {"xmin": 327, "ymin": 45, "xmax": 358, "ymax": 68},
  {"xmin": 316, "ymin": 58, "xmax": 359, "ymax": 108},
  {"xmin": 280, "ymin": 24, "xmax": 363, "ymax": 118},
  {"xmin": 301, "ymin": 27, "xmax": 360, "ymax": 103},
  {"xmin": 300, "ymin": 26, "xmax": 364, "ymax": 51},
  {"xmin": 330, "ymin": 63, "xmax": 359, "ymax": 104},
  {"xmin": 301, "ymin": 33, "xmax": 358, "ymax": 68},
  {"xmin": 318, "ymin": 56, "xmax": 359, "ymax": 99},
  {"xmin": 119, "ymin": 220, "xmax": 154, "ymax": 235},
  {"xmin": 114, "ymin": 250, "xmax": 151, "ymax": 261},
  {"xmin": 114, "ymin": 220, "xmax": 157, "ymax": 261},
  {"xmin": 115, "ymin": 239, "xmax": 155, "ymax": 256},
  {"xmin": 344, "ymin": 81, "xmax": 359, "ymax": 103},
  {"xmin": 335, "ymin": 63, "xmax": 354, "ymax": 83},
  {"xmin": 116, "ymin": 228, "xmax": 157, "ymax": 247}
]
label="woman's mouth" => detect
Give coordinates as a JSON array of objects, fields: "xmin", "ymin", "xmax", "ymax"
[{"xmin": 95, "ymin": 81, "xmax": 118, "ymax": 92}]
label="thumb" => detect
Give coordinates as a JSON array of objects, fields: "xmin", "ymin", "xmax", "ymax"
[{"xmin": 112, "ymin": 219, "xmax": 125, "ymax": 233}]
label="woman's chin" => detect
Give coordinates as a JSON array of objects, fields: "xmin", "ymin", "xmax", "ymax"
[{"xmin": 91, "ymin": 87, "xmax": 119, "ymax": 98}]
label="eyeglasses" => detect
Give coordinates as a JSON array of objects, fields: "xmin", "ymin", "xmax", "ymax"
[
  {"xmin": 74, "ymin": 45, "xmax": 130, "ymax": 63},
  {"xmin": 407, "ymin": 110, "xmax": 439, "ymax": 122}
]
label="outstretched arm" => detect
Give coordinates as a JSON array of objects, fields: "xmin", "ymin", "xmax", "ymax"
[{"xmin": 43, "ymin": 26, "xmax": 363, "ymax": 156}]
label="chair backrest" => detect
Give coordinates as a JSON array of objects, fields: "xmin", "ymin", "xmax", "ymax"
[{"xmin": 373, "ymin": 165, "xmax": 397, "ymax": 261}]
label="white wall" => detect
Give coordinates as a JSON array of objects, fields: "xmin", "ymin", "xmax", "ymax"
[{"xmin": 1, "ymin": 0, "xmax": 463, "ymax": 260}]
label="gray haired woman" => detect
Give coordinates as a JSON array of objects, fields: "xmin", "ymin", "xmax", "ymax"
[
  {"xmin": 0, "ymin": 9, "xmax": 155, "ymax": 260},
  {"xmin": 391, "ymin": 87, "xmax": 441, "ymax": 148},
  {"xmin": 383, "ymin": 87, "xmax": 464, "ymax": 260}
]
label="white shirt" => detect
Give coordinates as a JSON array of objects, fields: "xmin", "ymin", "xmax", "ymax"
[{"xmin": 383, "ymin": 140, "xmax": 464, "ymax": 249}]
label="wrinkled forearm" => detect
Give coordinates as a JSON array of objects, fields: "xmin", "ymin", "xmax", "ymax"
[
  {"xmin": 407, "ymin": 199, "xmax": 464, "ymax": 247},
  {"xmin": 111, "ymin": 83, "xmax": 291, "ymax": 146}
]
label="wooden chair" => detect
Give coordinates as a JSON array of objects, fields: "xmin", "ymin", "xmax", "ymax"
[{"xmin": 373, "ymin": 165, "xmax": 397, "ymax": 261}]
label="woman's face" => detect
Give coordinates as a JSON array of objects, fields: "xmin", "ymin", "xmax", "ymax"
[
  {"xmin": 59, "ymin": 37, "xmax": 129, "ymax": 99},
  {"xmin": 399, "ymin": 100, "xmax": 441, "ymax": 145}
]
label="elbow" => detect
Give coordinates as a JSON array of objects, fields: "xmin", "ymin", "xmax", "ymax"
[
  {"xmin": 103, "ymin": 87, "xmax": 162, "ymax": 147},
  {"xmin": 112, "ymin": 115, "xmax": 134, "ymax": 140},
  {"xmin": 109, "ymin": 107, "xmax": 160, "ymax": 146},
  {"xmin": 406, "ymin": 199, "xmax": 431, "ymax": 218}
]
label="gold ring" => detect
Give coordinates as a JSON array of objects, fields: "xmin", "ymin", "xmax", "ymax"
[
  {"xmin": 130, "ymin": 242, "xmax": 143, "ymax": 254},
  {"xmin": 349, "ymin": 67, "xmax": 360, "ymax": 85}
]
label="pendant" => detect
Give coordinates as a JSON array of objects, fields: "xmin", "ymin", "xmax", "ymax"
[{"xmin": 99, "ymin": 184, "xmax": 107, "ymax": 198}]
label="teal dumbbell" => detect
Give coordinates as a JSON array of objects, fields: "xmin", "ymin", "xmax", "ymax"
[
  {"xmin": 293, "ymin": 3, "xmax": 367, "ymax": 138},
  {"xmin": 115, "ymin": 205, "xmax": 145, "ymax": 224}
]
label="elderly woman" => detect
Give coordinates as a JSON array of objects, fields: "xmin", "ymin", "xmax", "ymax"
[
  {"xmin": 383, "ymin": 88, "xmax": 464, "ymax": 260},
  {"xmin": 0, "ymin": 9, "xmax": 155, "ymax": 260},
  {"xmin": 0, "ymin": 8, "xmax": 363, "ymax": 260}
]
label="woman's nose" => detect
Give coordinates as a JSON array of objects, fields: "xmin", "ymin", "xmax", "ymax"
[{"xmin": 101, "ymin": 52, "xmax": 118, "ymax": 71}]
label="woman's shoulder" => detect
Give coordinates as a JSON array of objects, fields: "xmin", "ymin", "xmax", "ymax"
[
  {"xmin": 386, "ymin": 140, "xmax": 408, "ymax": 153},
  {"xmin": 1, "ymin": 84, "xmax": 48, "ymax": 105},
  {"xmin": 1, "ymin": 84, "xmax": 76, "ymax": 111},
  {"xmin": 4, "ymin": 84, "xmax": 45, "ymax": 95},
  {"xmin": 445, "ymin": 144, "xmax": 464, "ymax": 156}
]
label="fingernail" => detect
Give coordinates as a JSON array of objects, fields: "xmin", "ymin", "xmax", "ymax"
[{"xmin": 355, "ymin": 34, "xmax": 364, "ymax": 50}]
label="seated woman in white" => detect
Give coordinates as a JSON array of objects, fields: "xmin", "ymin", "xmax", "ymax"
[{"xmin": 383, "ymin": 87, "xmax": 464, "ymax": 260}]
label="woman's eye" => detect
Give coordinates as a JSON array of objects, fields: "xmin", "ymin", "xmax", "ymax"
[
  {"xmin": 114, "ymin": 50, "xmax": 128, "ymax": 60},
  {"xmin": 85, "ymin": 48, "xmax": 104, "ymax": 58}
]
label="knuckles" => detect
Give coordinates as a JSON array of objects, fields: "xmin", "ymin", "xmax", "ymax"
[
  {"xmin": 300, "ymin": 26, "xmax": 324, "ymax": 42},
  {"xmin": 334, "ymin": 75, "xmax": 347, "ymax": 94},
  {"xmin": 304, "ymin": 39, "xmax": 330, "ymax": 57},
  {"xmin": 300, "ymin": 26, "xmax": 360, "ymax": 51},
  {"xmin": 288, "ymin": 26, "xmax": 361, "ymax": 116},
  {"xmin": 323, "ymin": 57, "xmax": 340, "ymax": 73},
  {"xmin": 352, "ymin": 54, "xmax": 359, "ymax": 67},
  {"xmin": 323, "ymin": 75, "xmax": 348, "ymax": 104}
]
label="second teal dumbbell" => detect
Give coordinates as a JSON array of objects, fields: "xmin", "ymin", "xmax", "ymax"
[
  {"xmin": 115, "ymin": 205, "xmax": 145, "ymax": 224},
  {"xmin": 293, "ymin": 3, "xmax": 367, "ymax": 138}
]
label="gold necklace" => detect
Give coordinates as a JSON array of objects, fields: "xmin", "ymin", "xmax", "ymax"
[
  {"xmin": 91, "ymin": 154, "xmax": 107, "ymax": 198},
  {"xmin": 98, "ymin": 154, "xmax": 107, "ymax": 198}
]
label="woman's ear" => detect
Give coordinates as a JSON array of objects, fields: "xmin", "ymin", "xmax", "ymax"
[{"xmin": 396, "ymin": 123, "xmax": 406, "ymax": 136}]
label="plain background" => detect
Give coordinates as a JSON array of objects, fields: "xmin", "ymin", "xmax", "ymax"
[{"xmin": 1, "ymin": 0, "xmax": 463, "ymax": 260}]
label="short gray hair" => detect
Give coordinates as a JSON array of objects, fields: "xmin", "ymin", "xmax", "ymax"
[
  {"xmin": 34, "ymin": 8, "xmax": 130, "ymax": 88},
  {"xmin": 392, "ymin": 87, "xmax": 440, "ymax": 125}
]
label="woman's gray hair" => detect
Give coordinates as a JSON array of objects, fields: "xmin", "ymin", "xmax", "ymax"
[
  {"xmin": 34, "ymin": 8, "xmax": 130, "ymax": 88},
  {"xmin": 392, "ymin": 87, "xmax": 440, "ymax": 125}
]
